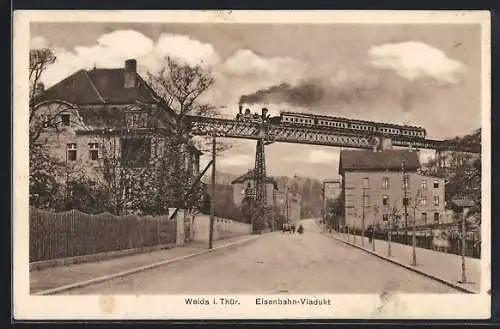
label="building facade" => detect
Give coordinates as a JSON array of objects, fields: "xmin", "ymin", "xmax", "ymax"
[
  {"xmin": 231, "ymin": 169, "xmax": 278, "ymax": 208},
  {"xmin": 324, "ymin": 180, "xmax": 342, "ymax": 201},
  {"xmin": 339, "ymin": 150, "xmax": 446, "ymax": 231},
  {"xmin": 31, "ymin": 59, "xmax": 202, "ymax": 213},
  {"xmin": 284, "ymin": 191, "xmax": 301, "ymax": 225}
]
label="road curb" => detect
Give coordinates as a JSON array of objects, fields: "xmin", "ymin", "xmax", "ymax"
[
  {"xmin": 33, "ymin": 235, "xmax": 260, "ymax": 296},
  {"xmin": 29, "ymin": 243, "xmax": 176, "ymax": 272},
  {"xmin": 324, "ymin": 233, "xmax": 476, "ymax": 294}
]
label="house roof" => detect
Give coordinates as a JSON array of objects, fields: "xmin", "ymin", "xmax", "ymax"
[
  {"xmin": 231, "ymin": 169, "xmax": 278, "ymax": 188},
  {"xmin": 339, "ymin": 150, "xmax": 420, "ymax": 173},
  {"xmin": 34, "ymin": 68, "xmax": 160, "ymax": 105}
]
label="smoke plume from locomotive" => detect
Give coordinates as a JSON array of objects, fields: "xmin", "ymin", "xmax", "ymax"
[{"xmin": 239, "ymin": 81, "xmax": 325, "ymax": 107}]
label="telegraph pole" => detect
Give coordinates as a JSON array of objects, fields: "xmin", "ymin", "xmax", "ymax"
[
  {"xmin": 460, "ymin": 209, "xmax": 467, "ymax": 283},
  {"xmin": 322, "ymin": 183, "xmax": 327, "ymax": 232},
  {"xmin": 285, "ymin": 188, "xmax": 289, "ymax": 225},
  {"xmin": 208, "ymin": 133, "xmax": 216, "ymax": 249},
  {"xmin": 272, "ymin": 189, "xmax": 277, "ymax": 232},
  {"xmin": 411, "ymin": 191, "xmax": 419, "ymax": 266},
  {"xmin": 361, "ymin": 188, "xmax": 366, "ymax": 247},
  {"xmin": 387, "ymin": 212, "xmax": 392, "ymax": 257},
  {"xmin": 402, "ymin": 161, "xmax": 409, "ymax": 230}
]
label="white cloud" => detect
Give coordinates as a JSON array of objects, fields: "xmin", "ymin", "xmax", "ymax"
[
  {"xmin": 281, "ymin": 149, "xmax": 339, "ymax": 164},
  {"xmin": 154, "ymin": 33, "xmax": 219, "ymax": 68},
  {"xmin": 368, "ymin": 41, "xmax": 465, "ymax": 83},
  {"xmin": 30, "ymin": 36, "xmax": 49, "ymax": 49},
  {"xmin": 39, "ymin": 30, "xmax": 219, "ymax": 87},
  {"xmin": 307, "ymin": 149, "xmax": 340, "ymax": 164},
  {"xmin": 218, "ymin": 154, "xmax": 253, "ymax": 167},
  {"xmin": 204, "ymin": 49, "xmax": 307, "ymax": 108},
  {"xmin": 223, "ymin": 49, "xmax": 300, "ymax": 77}
]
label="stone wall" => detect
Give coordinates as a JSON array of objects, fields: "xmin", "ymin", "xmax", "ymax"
[{"xmin": 187, "ymin": 214, "xmax": 251, "ymax": 243}]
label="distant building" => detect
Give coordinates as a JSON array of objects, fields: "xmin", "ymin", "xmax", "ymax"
[
  {"xmin": 231, "ymin": 169, "xmax": 278, "ymax": 208},
  {"xmin": 339, "ymin": 150, "xmax": 446, "ymax": 230},
  {"xmin": 324, "ymin": 180, "xmax": 342, "ymax": 201},
  {"xmin": 284, "ymin": 190, "xmax": 301, "ymax": 224}
]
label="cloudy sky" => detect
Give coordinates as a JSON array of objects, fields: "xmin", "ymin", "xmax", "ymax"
[{"xmin": 30, "ymin": 22, "xmax": 482, "ymax": 180}]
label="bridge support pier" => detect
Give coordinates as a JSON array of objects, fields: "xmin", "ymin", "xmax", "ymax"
[{"xmin": 253, "ymin": 138, "xmax": 267, "ymax": 233}]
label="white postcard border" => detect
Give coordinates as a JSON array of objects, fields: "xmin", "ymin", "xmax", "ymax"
[{"xmin": 13, "ymin": 10, "xmax": 491, "ymax": 320}]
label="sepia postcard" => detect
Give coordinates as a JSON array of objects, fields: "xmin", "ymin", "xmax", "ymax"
[{"xmin": 13, "ymin": 10, "xmax": 491, "ymax": 320}]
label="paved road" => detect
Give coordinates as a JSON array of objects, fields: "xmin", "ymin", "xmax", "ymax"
[{"xmin": 63, "ymin": 219, "xmax": 458, "ymax": 294}]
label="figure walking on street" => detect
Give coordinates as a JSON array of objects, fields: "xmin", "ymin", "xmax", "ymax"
[{"xmin": 367, "ymin": 225, "xmax": 374, "ymax": 243}]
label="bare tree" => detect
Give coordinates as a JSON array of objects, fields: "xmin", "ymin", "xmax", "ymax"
[
  {"xmin": 93, "ymin": 133, "xmax": 170, "ymax": 216},
  {"xmin": 29, "ymin": 48, "xmax": 55, "ymax": 103},
  {"xmin": 410, "ymin": 189, "xmax": 422, "ymax": 227},
  {"xmin": 148, "ymin": 57, "xmax": 230, "ymax": 150},
  {"xmin": 30, "ymin": 49, "xmax": 56, "ymax": 143},
  {"xmin": 147, "ymin": 56, "xmax": 231, "ymax": 209},
  {"xmin": 28, "ymin": 48, "xmax": 71, "ymax": 209}
]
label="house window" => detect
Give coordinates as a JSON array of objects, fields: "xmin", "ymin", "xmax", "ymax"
[
  {"xmin": 402, "ymin": 174, "xmax": 410, "ymax": 189},
  {"xmin": 126, "ymin": 112, "xmax": 149, "ymax": 128},
  {"xmin": 433, "ymin": 180, "xmax": 439, "ymax": 188},
  {"xmin": 362, "ymin": 177, "xmax": 369, "ymax": 189},
  {"xmin": 421, "ymin": 180, "xmax": 427, "ymax": 190},
  {"xmin": 421, "ymin": 212, "xmax": 427, "ymax": 224},
  {"xmin": 434, "ymin": 212, "xmax": 440, "ymax": 223},
  {"xmin": 67, "ymin": 143, "xmax": 77, "ymax": 161},
  {"xmin": 121, "ymin": 138, "xmax": 151, "ymax": 167},
  {"xmin": 61, "ymin": 113, "xmax": 70, "ymax": 126},
  {"xmin": 433, "ymin": 196, "xmax": 440, "ymax": 206},
  {"xmin": 419, "ymin": 197, "xmax": 427, "ymax": 207},
  {"xmin": 382, "ymin": 195, "xmax": 389, "ymax": 206},
  {"xmin": 382, "ymin": 177, "xmax": 389, "ymax": 189},
  {"xmin": 382, "ymin": 214, "xmax": 389, "ymax": 222},
  {"xmin": 363, "ymin": 194, "xmax": 370, "ymax": 207},
  {"xmin": 89, "ymin": 143, "xmax": 99, "ymax": 160}
]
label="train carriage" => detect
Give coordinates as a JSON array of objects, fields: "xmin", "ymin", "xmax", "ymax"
[{"xmin": 235, "ymin": 107, "xmax": 427, "ymax": 140}]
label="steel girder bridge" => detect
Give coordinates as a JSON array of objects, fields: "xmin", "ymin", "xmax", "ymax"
[{"xmin": 185, "ymin": 115, "xmax": 481, "ymax": 232}]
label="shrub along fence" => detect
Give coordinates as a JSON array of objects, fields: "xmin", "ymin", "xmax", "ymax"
[{"xmin": 30, "ymin": 207, "xmax": 176, "ymax": 262}]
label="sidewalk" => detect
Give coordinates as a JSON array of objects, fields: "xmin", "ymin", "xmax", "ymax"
[
  {"xmin": 30, "ymin": 234, "xmax": 256, "ymax": 294},
  {"xmin": 327, "ymin": 231, "xmax": 482, "ymax": 293}
]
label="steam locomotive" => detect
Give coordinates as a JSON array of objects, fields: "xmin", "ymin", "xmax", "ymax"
[{"xmin": 235, "ymin": 105, "xmax": 427, "ymax": 139}]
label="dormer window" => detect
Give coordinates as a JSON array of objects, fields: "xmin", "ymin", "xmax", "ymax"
[
  {"xmin": 126, "ymin": 112, "xmax": 148, "ymax": 128},
  {"xmin": 61, "ymin": 113, "xmax": 70, "ymax": 126}
]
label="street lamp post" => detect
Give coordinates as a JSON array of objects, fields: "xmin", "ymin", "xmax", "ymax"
[
  {"xmin": 272, "ymin": 189, "xmax": 277, "ymax": 232},
  {"xmin": 460, "ymin": 209, "xmax": 468, "ymax": 283},
  {"xmin": 411, "ymin": 191, "xmax": 420, "ymax": 266},
  {"xmin": 387, "ymin": 206, "xmax": 395, "ymax": 257},
  {"xmin": 372, "ymin": 206, "xmax": 379, "ymax": 252},
  {"xmin": 387, "ymin": 220, "xmax": 392, "ymax": 257},
  {"xmin": 402, "ymin": 161, "xmax": 409, "ymax": 229},
  {"xmin": 208, "ymin": 133, "xmax": 216, "ymax": 249},
  {"xmin": 362, "ymin": 187, "xmax": 366, "ymax": 247}
]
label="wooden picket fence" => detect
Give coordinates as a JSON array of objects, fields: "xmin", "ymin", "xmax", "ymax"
[{"xmin": 29, "ymin": 207, "xmax": 177, "ymax": 262}]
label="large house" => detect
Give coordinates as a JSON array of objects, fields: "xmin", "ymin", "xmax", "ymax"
[
  {"xmin": 339, "ymin": 150, "xmax": 446, "ymax": 231},
  {"xmin": 231, "ymin": 169, "xmax": 278, "ymax": 208},
  {"xmin": 31, "ymin": 59, "xmax": 202, "ymax": 213}
]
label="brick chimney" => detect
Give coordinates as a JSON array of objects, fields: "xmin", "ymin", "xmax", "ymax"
[{"xmin": 124, "ymin": 59, "xmax": 137, "ymax": 88}]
